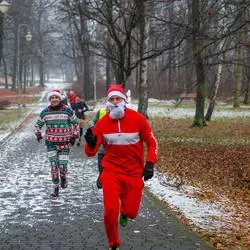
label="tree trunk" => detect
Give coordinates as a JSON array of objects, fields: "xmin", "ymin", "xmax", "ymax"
[
  {"xmin": 11, "ymin": 24, "xmax": 18, "ymax": 91},
  {"xmin": 205, "ymin": 41, "xmax": 224, "ymax": 121},
  {"xmin": 192, "ymin": 0, "xmax": 206, "ymax": 127},
  {"xmin": 23, "ymin": 61, "xmax": 27, "ymax": 94},
  {"xmin": 137, "ymin": 1, "xmax": 150, "ymax": 118},
  {"xmin": 193, "ymin": 55, "xmax": 206, "ymax": 126},
  {"xmin": 39, "ymin": 59, "xmax": 44, "ymax": 88},
  {"xmin": 81, "ymin": 1, "xmax": 91, "ymax": 100},
  {"xmin": 167, "ymin": 1, "xmax": 176, "ymax": 98},
  {"xmin": 0, "ymin": 12, "xmax": 3, "ymax": 66},
  {"xmin": 135, "ymin": 64, "xmax": 140, "ymax": 99},
  {"xmin": 106, "ymin": 58, "xmax": 111, "ymax": 91},
  {"xmin": 19, "ymin": 56, "xmax": 23, "ymax": 91},
  {"xmin": 244, "ymin": 45, "xmax": 250, "ymax": 104},
  {"xmin": 138, "ymin": 58, "xmax": 149, "ymax": 118},
  {"xmin": 243, "ymin": 5, "xmax": 250, "ymax": 104},
  {"xmin": 30, "ymin": 61, "xmax": 34, "ymax": 87},
  {"xmin": 244, "ymin": 80, "xmax": 249, "ymax": 104},
  {"xmin": 184, "ymin": 47, "xmax": 193, "ymax": 93},
  {"xmin": 233, "ymin": 43, "xmax": 243, "ymax": 108},
  {"xmin": 3, "ymin": 56, "xmax": 8, "ymax": 89},
  {"xmin": 116, "ymin": 64, "xmax": 126, "ymax": 87},
  {"xmin": 83, "ymin": 51, "xmax": 91, "ymax": 100},
  {"xmin": 233, "ymin": 4, "xmax": 245, "ymax": 108},
  {"xmin": 70, "ymin": 22, "xmax": 79, "ymax": 82},
  {"xmin": 184, "ymin": 0, "xmax": 193, "ymax": 93}
]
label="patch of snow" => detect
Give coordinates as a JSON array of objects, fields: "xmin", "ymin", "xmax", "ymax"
[
  {"xmin": 91, "ymin": 102, "xmax": 250, "ymax": 119},
  {"xmin": 44, "ymin": 81, "xmax": 72, "ymax": 91},
  {"xmin": 0, "ymin": 131, "xmax": 10, "ymax": 142},
  {"xmin": 145, "ymin": 172, "xmax": 226, "ymax": 231},
  {"xmin": 148, "ymin": 107, "xmax": 250, "ymax": 119}
]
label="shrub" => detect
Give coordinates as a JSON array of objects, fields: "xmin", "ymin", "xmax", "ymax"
[{"xmin": 0, "ymin": 99, "xmax": 10, "ymax": 110}]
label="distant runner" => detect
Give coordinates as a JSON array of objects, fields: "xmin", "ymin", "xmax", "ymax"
[
  {"xmin": 71, "ymin": 94, "xmax": 89, "ymax": 146},
  {"xmin": 90, "ymin": 106, "xmax": 109, "ymax": 189}
]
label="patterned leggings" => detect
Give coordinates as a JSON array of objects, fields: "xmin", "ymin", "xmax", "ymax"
[{"xmin": 46, "ymin": 143, "xmax": 70, "ymax": 185}]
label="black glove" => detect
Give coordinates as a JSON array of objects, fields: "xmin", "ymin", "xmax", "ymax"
[
  {"xmin": 143, "ymin": 161, "xmax": 154, "ymax": 181},
  {"xmin": 84, "ymin": 127, "xmax": 97, "ymax": 148},
  {"xmin": 37, "ymin": 134, "xmax": 42, "ymax": 142},
  {"xmin": 69, "ymin": 137, "xmax": 76, "ymax": 146}
]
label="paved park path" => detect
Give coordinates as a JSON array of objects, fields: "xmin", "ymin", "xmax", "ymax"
[{"xmin": 0, "ymin": 95, "xmax": 215, "ymax": 250}]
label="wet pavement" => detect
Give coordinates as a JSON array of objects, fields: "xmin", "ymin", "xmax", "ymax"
[{"xmin": 0, "ymin": 101, "xmax": 215, "ymax": 250}]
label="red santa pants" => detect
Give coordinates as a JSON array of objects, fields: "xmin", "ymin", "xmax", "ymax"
[{"xmin": 100, "ymin": 171, "xmax": 144, "ymax": 247}]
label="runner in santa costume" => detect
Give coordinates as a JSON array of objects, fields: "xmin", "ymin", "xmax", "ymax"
[
  {"xmin": 35, "ymin": 89, "xmax": 80, "ymax": 197},
  {"xmin": 84, "ymin": 84, "xmax": 158, "ymax": 250}
]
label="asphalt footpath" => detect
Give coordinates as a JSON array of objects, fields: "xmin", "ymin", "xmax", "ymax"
[{"xmin": 0, "ymin": 109, "xmax": 215, "ymax": 250}]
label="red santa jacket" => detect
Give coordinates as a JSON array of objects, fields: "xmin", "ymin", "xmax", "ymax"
[
  {"xmin": 67, "ymin": 93, "xmax": 77, "ymax": 104},
  {"xmin": 84, "ymin": 108, "xmax": 158, "ymax": 177}
]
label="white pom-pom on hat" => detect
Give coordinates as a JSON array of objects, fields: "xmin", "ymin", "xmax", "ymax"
[{"xmin": 47, "ymin": 89, "xmax": 61, "ymax": 101}]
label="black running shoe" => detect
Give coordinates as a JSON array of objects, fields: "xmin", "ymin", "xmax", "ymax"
[
  {"xmin": 61, "ymin": 177, "xmax": 68, "ymax": 189},
  {"xmin": 51, "ymin": 186, "xmax": 59, "ymax": 197},
  {"xmin": 96, "ymin": 175, "xmax": 102, "ymax": 189}
]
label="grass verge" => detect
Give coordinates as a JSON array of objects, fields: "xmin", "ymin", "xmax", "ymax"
[
  {"xmin": 0, "ymin": 108, "xmax": 29, "ymax": 130},
  {"xmin": 150, "ymin": 116, "xmax": 249, "ymax": 250}
]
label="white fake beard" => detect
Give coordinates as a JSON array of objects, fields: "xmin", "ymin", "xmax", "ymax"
[{"xmin": 107, "ymin": 100, "xmax": 126, "ymax": 120}]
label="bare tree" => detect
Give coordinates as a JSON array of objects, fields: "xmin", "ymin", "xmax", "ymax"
[
  {"xmin": 137, "ymin": 0, "xmax": 150, "ymax": 118},
  {"xmin": 190, "ymin": 0, "xmax": 207, "ymax": 127},
  {"xmin": 0, "ymin": 9, "xmax": 3, "ymax": 66},
  {"xmin": 244, "ymin": 45, "xmax": 250, "ymax": 104},
  {"xmin": 32, "ymin": 0, "xmax": 59, "ymax": 88},
  {"xmin": 205, "ymin": 40, "xmax": 224, "ymax": 121},
  {"xmin": 188, "ymin": 0, "xmax": 250, "ymax": 125},
  {"xmin": 59, "ymin": 0, "xmax": 92, "ymax": 99},
  {"xmin": 233, "ymin": 2, "xmax": 247, "ymax": 108}
]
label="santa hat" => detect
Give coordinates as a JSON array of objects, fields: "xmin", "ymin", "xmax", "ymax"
[
  {"xmin": 106, "ymin": 84, "xmax": 127, "ymax": 101},
  {"xmin": 47, "ymin": 89, "xmax": 61, "ymax": 101}
]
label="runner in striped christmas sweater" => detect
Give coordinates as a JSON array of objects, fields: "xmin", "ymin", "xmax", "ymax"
[{"xmin": 35, "ymin": 89, "xmax": 80, "ymax": 197}]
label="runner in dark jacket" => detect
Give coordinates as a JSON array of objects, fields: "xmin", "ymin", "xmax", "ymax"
[{"xmin": 72, "ymin": 95, "xmax": 89, "ymax": 145}]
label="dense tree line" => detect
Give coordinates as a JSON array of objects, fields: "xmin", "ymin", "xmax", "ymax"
[
  {"xmin": 57, "ymin": 0, "xmax": 250, "ymax": 125},
  {"xmin": 0, "ymin": 0, "xmax": 249, "ymax": 125}
]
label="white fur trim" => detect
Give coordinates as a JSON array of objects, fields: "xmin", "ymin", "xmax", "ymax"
[
  {"xmin": 107, "ymin": 90, "xmax": 126, "ymax": 101},
  {"xmin": 47, "ymin": 91, "xmax": 61, "ymax": 101}
]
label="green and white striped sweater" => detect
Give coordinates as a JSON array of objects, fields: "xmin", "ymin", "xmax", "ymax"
[{"xmin": 35, "ymin": 104, "xmax": 80, "ymax": 144}]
